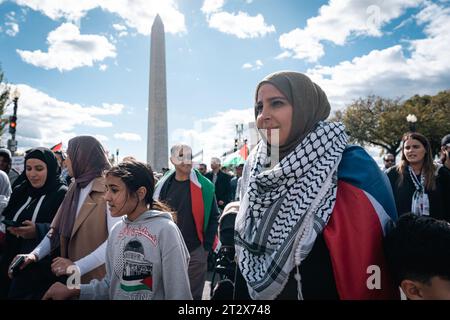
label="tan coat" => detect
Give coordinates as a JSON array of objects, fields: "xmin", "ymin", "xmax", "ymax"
[{"xmin": 59, "ymin": 177, "xmax": 108, "ymax": 283}]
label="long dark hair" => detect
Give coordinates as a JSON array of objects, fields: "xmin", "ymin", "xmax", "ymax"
[
  {"xmin": 441, "ymin": 150, "xmax": 447, "ymax": 164},
  {"xmin": 397, "ymin": 132, "xmax": 436, "ymax": 190},
  {"xmin": 105, "ymin": 160, "xmax": 175, "ymax": 220}
]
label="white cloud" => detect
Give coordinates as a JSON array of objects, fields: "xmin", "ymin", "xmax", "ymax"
[
  {"xmin": 15, "ymin": 0, "xmax": 186, "ymax": 35},
  {"xmin": 207, "ymin": 11, "xmax": 275, "ymax": 39},
  {"xmin": 112, "ymin": 24, "xmax": 127, "ymax": 31},
  {"xmin": 275, "ymin": 51, "xmax": 291, "ymax": 60},
  {"xmin": 84, "ymin": 103, "xmax": 123, "ymax": 116},
  {"xmin": 5, "ymin": 22, "xmax": 19, "ymax": 36},
  {"xmin": 201, "ymin": 0, "xmax": 274, "ymax": 38},
  {"xmin": 15, "ymin": 0, "xmax": 97, "ymax": 21},
  {"xmin": 279, "ymin": 28, "xmax": 325, "ymax": 63},
  {"xmin": 306, "ymin": 2, "xmax": 450, "ymax": 109},
  {"xmin": 16, "ymin": 23, "xmax": 116, "ymax": 71},
  {"xmin": 112, "ymin": 24, "xmax": 128, "ymax": 37},
  {"xmin": 3, "ymin": 11, "xmax": 20, "ymax": 37},
  {"xmin": 242, "ymin": 59, "xmax": 263, "ymax": 70},
  {"xmin": 114, "ymin": 132, "xmax": 142, "ymax": 141},
  {"xmin": 170, "ymin": 109, "xmax": 255, "ymax": 164},
  {"xmin": 279, "ymin": 0, "xmax": 423, "ymax": 62},
  {"xmin": 415, "ymin": 1, "xmax": 448, "ymax": 37},
  {"xmin": 101, "ymin": 0, "xmax": 186, "ymax": 35},
  {"xmin": 99, "ymin": 64, "xmax": 107, "ymax": 71},
  {"xmin": 393, "ymin": 16, "xmax": 415, "ymax": 30},
  {"xmin": 201, "ymin": 0, "xmax": 225, "ymax": 14},
  {"xmin": 1, "ymin": 84, "xmax": 124, "ymax": 150}
]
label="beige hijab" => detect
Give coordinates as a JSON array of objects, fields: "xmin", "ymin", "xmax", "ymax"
[{"xmin": 255, "ymin": 71, "xmax": 331, "ymax": 160}]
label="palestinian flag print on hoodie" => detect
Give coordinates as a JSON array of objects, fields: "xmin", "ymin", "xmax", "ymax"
[{"xmin": 120, "ymin": 239, "xmax": 153, "ymax": 292}]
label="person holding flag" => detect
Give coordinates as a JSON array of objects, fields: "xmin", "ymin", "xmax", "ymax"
[{"xmin": 154, "ymin": 144, "xmax": 219, "ymax": 300}]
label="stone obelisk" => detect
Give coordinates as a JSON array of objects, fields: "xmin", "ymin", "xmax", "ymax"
[{"xmin": 147, "ymin": 14, "xmax": 168, "ymax": 172}]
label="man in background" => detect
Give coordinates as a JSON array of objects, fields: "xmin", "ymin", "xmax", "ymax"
[
  {"xmin": 206, "ymin": 157, "xmax": 231, "ymax": 211},
  {"xmin": 383, "ymin": 153, "xmax": 395, "ymax": 171}
]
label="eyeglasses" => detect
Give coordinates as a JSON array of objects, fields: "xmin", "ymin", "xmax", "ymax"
[{"xmin": 384, "ymin": 159, "xmax": 395, "ymax": 163}]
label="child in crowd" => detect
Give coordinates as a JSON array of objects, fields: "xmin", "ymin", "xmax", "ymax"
[
  {"xmin": 384, "ymin": 214, "xmax": 450, "ymax": 300},
  {"xmin": 43, "ymin": 160, "xmax": 192, "ymax": 300}
]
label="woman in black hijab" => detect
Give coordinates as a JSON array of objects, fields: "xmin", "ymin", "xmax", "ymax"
[{"xmin": 0, "ymin": 147, "xmax": 67, "ymax": 299}]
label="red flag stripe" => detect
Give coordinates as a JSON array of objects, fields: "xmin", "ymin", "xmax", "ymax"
[
  {"xmin": 51, "ymin": 142, "xmax": 63, "ymax": 152},
  {"xmin": 323, "ymin": 181, "xmax": 399, "ymax": 299}
]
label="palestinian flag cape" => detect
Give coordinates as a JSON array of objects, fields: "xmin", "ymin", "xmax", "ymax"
[
  {"xmin": 153, "ymin": 169, "xmax": 214, "ymax": 244},
  {"xmin": 324, "ymin": 145, "xmax": 400, "ymax": 299}
]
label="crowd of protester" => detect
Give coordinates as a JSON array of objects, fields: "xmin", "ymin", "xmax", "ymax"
[{"xmin": 0, "ymin": 71, "xmax": 449, "ymax": 300}]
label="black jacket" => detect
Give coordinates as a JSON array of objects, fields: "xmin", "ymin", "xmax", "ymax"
[
  {"xmin": 205, "ymin": 170, "xmax": 232, "ymax": 209},
  {"xmin": 386, "ymin": 166, "xmax": 445, "ymax": 220},
  {"xmin": 437, "ymin": 166, "xmax": 450, "ymax": 222},
  {"xmin": 233, "ymin": 233, "xmax": 339, "ymax": 300}
]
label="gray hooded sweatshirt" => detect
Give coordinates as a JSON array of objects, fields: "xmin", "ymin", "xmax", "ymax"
[{"xmin": 79, "ymin": 210, "xmax": 192, "ymax": 300}]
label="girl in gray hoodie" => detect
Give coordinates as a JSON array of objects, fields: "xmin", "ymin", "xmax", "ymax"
[{"xmin": 43, "ymin": 160, "xmax": 192, "ymax": 300}]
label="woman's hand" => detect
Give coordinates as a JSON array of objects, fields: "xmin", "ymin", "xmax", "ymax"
[
  {"xmin": 8, "ymin": 220, "xmax": 37, "ymax": 239},
  {"xmin": 42, "ymin": 282, "xmax": 80, "ymax": 300},
  {"xmin": 8, "ymin": 253, "xmax": 37, "ymax": 279},
  {"xmin": 51, "ymin": 257, "xmax": 75, "ymax": 277}
]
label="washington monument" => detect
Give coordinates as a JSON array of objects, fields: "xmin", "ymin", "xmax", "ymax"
[{"xmin": 147, "ymin": 14, "xmax": 168, "ymax": 171}]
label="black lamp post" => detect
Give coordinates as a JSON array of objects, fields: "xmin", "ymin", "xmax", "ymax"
[{"xmin": 235, "ymin": 123, "xmax": 244, "ymax": 151}]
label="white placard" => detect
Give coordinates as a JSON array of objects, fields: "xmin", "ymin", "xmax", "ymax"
[{"xmin": 11, "ymin": 156, "xmax": 24, "ymax": 173}]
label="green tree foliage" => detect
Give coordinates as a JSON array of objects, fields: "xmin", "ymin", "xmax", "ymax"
[
  {"xmin": 0, "ymin": 66, "xmax": 10, "ymax": 135},
  {"xmin": 336, "ymin": 96, "xmax": 405, "ymax": 156},
  {"xmin": 335, "ymin": 92, "xmax": 450, "ymax": 157},
  {"xmin": 402, "ymin": 91, "xmax": 450, "ymax": 156}
]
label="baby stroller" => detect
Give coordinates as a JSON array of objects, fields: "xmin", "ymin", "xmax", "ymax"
[{"xmin": 210, "ymin": 203, "xmax": 239, "ymax": 299}]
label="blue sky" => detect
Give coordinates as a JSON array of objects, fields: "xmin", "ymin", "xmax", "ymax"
[{"xmin": 0, "ymin": 0, "xmax": 449, "ymax": 166}]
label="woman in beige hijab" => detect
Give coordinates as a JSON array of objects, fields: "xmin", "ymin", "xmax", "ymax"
[{"xmin": 234, "ymin": 71, "xmax": 399, "ymax": 300}]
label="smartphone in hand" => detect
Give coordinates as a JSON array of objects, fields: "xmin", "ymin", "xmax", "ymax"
[
  {"xmin": 9, "ymin": 255, "xmax": 26, "ymax": 276},
  {"xmin": 2, "ymin": 219, "xmax": 23, "ymax": 228}
]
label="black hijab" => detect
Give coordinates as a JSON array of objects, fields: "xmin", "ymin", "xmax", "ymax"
[
  {"xmin": 2, "ymin": 147, "xmax": 64, "ymax": 220},
  {"xmin": 24, "ymin": 147, "xmax": 61, "ymax": 198}
]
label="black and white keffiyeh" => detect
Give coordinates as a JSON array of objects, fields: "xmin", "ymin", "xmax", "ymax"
[
  {"xmin": 235, "ymin": 121, "xmax": 348, "ymax": 300},
  {"xmin": 408, "ymin": 166, "xmax": 430, "ymax": 216}
]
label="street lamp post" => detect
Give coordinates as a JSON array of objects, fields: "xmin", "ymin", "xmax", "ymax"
[
  {"xmin": 406, "ymin": 114, "xmax": 417, "ymax": 132},
  {"xmin": 8, "ymin": 88, "xmax": 20, "ymax": 155},
  {"xmin": 234, "ymin": 124, "xmax": 244, "ymax": 152},
  {"xmin": 235, "ymin": 123, "xmax": 244, "ymax": 142}
]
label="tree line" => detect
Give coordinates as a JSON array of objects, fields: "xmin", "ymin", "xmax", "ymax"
[{"xmin": 333, "ymin": 92, "xmax": 450, "ymax": 157}]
